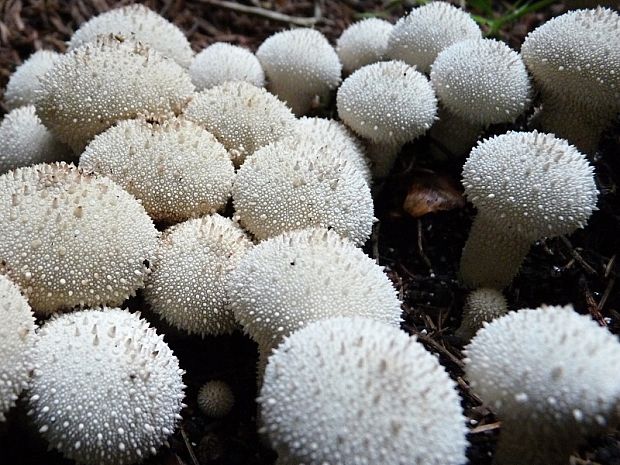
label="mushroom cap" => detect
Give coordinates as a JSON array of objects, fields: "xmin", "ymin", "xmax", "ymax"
[
  {"xmin": 337, "ymin": 60, "xmax": 437, "ymax": 144},
  {"xmin": 0, "ymin": 162, "xmax": 158, "ymax": 314},
  {"xmin": 189, "ymin": 42, "xmax": 265, "ymax": 90},
  {"xmin": 79, "ymin": 118, "xmax": 235, "ymax": 222},
  {"xmin": 0, "ymin": 275, "xmax": 36, "ymax": 422},
  {"xmin": 259, "ymin": 316, "xmax": 468, "ymax": 465},
  {"xmin": 36, "ymin": 36, "xmax": 194, "ymax": 152},
  {"xmin": 184, "ymin": 81, "xmax": 296, "ymax": 165},
  {"xmin": 228, "ymin": 228, "xmax": 401, "ymax": 352},
  {"xmin": 4, "ymin": 50, "xmax": 62, "ymax": 111},
  {"xmin": 336, "ymin": 18, "xmax": 393, "ymax": 73},
  {"xmin": 28, "ymin": 308, "xmax": 185, "ymax": 465},
  {"xmin": 462, "ymin": 131, "xmax": 598, "ymax": 240},
  {"xmin": 144, "ymin": 214, "xmax": 252, "ymax": 337},
  {"xmin": 232, "ymin": 139, "xmax": 374, "ymax": 245},
  {"xmin": 430, "ymin": 38, "xmax": 531, "ymax": 126},
  {"xmin": 67, "ymin": 4, "xmax": 194, "ymax": 67},
  {"xmin": 197, "ymin": 380, "xmax": 235, "ymax": 418},
  {"xmin": 256, "ymin": 28, "xmax": 342, "ymax": 115},
  {"xmin": 387, "ymin": 1, "xmax": 481, "ymax": 74},
  {"xmin": 0, "ymin": 105, "xmax": 70, "ymax": 174},
  {"xmin": 456, "ymin": 287, "xmax": 508, "ymax": 340}
]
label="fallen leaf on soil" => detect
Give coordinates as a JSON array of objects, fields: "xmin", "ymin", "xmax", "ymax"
[{"xmin": 403, "ymin": 169, "xmax": 465, "ymax": 217}]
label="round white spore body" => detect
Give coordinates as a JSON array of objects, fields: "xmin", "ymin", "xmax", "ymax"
[
  {"xmin": 455, "ymin": 288, "xmax": 508, "ymax": 340},
  {"xmin": 336, "ymin": 18, "xmax": 393, "ymax": 73},
  {"xmin": 5, "ymin": 50, "xmax": 62, "ymax": 110},
  {"xmin": 197, "ymin": 380, "xmax": 235, "ymax": 418}
]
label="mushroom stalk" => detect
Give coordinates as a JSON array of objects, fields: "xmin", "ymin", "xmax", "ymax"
[{"xmin": 493, "ymin": 425, "xmax": 575, "ymax": 465}]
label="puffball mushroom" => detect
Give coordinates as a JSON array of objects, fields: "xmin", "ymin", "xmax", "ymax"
[
  {"xmin": 455, "ymin": 288, "xmax": 508, "ymax": 341},
  {"xmin": 68, "ymin": 4, "xmax": 194, "ymax": 67},
  {"xmin": 0, "ymin": 105, "xmax": 70, "ymax": 174},
  {"xmin": 0, "ymin": 275, "xmax": 36, "ymax": 422},
  {"xmin": 36, "ymin": 35, "xmax": 194, "ymax": 152},
  {"xmin": 79, "ymin": 118, "xmax": 235, "ymax": 222},
  {"xmin": 4, "ymin": 50, "xmax": 61, "ymax": 110},
  {"xmin": 184, "ymin": 81, "xmax": 296, "ymax": 165},
  {"xmin": 256, "ymin": 28, "xmax": 341, "ymax": 116},
  {"xmin": 28, "ymin": 308, "xmax": 185, "ymax": 465},
  {"xmin": 197, "ymin": 380, "xmax": 235, "ymax": 418},
  {"xmin": 465, "ymin": 305, "xmax": 620, "ymax": 465},
  {"xmin": 189, "ymin": 42, "xmax": 265, "ymax": 90},
  {"xmin": 0, "ymin": 162, "xmax": 158, "ymax": 314},
  {"xmin": 259, "ymin": 317, "xmax": 469, "ymax": 465},
  {"xmin": 144, "ymin": 214, "xmax": 252, "ymax": 337},
  {"xmin": 460, "ymin": 131, "xmax": 598, "ymax": 289},
  {"xmin": 336, "ymin": 18, "xmax": 393, "ymax": 73},
  {"xmin": 387, "ymin": 1, "xmax": 481, "ymax": 74}
]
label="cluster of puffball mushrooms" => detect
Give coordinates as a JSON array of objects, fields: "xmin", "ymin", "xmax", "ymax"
[{"xmin": 0, "ymin": 2, "xmax": 619, "ymax": 465}]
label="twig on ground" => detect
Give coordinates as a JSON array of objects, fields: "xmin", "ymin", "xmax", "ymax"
[
  {"xmin": 417, "ymin": 219, "xmax": 434, "ymax": 274},
  {"xmin": 470, "ymin": 421, "xmax": 501, "ymax": 434},
  {"xmin": 180, "ymin": 426, "xmax": 200, "ymax": 465},
  {"xmin": 405, "ymin": 323, "xmax": 464, "ymax": 368},
  {"xmin": 199, "ymin": 0, "xmax": 322, "ymax": 27},
  {"xmin": 561, "ymin": 236, "xmax": 597, "ymax": 275}
]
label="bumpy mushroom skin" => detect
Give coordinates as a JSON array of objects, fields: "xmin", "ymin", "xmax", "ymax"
[
  {"xmin": 336, "ymin": 18, "xmax": 393, "ymax": 73},
  {"xmin": 29, "ymin": 308, "xmax": 185, "ymax": 465},
  {"xmin": 4, "ymin": 50, "xmax": 61, "ymax": 110},
  {"xmin": 465, "ymin": 305, "xmax": 620, "ymax": 465},
  {"xmin": 260, "ymin": 317, "xmax": 469, "ymax": 465},
  {"xmin": 455, "ymin": 288, "xmax": 508, "ymax": 340},
  {"xmin": 197, "ymin": 380, "xmax": 235, "ymax": 418}
]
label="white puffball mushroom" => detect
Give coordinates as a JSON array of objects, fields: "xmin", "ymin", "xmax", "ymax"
[
  {"xmin": 460, "ymin": 131, "xmax": 598, "ymax": 289},
  {"xmin": 256, "ymin": 28, "xmax": 342, "ymax": 116},
  {"xmin": 145, "ymin": 214, "xmax": 252, "ymax": 337},
  {"xmin": 189, "ymin": 42, "xmax": 265, "ymax": 90},
  {"xmin": 184, "ymin": 81, "xmax": 296, "ymax": 165},
  {"xmin": 68, "ymin": 4, "xmax": 194, "ymax": 67},
  {"xmin": 387, "ymin": 1, "xmax": 481, "ymax": 74},
  {"xmin": 465, "ymin": 305, "xmax": 620, "ymax": 465},
  {"xmin": 36, "ymin": 36, "xmax": 194, "ymax": 152},
  {"xmin": 428, "ymin": 105, "xmax": 482, "ymax": 157},
  {"xmin": 197, "ymin": 380, "xmax": 235, "ymax": 418},
  {"xmin": 0, "ymin": 162, "xmax": 158, "ymax": 314},
  {"xmin": 455, "ymin": 288, "xmax": 508, "ymax": 341},
  {"xmin": 336, "ymin": 18, "xmax": 393, "ymax": 73},
  {"xmin": 260, "ymin": 317, "xmax": 469, "ymax": 465},
  {"xmin": 28, "ymin": 308, "xmax": 185, "ymax": 465},
  {"xmin": 79, "ymin": 118, "xmax": 235, "ymax": 222},
  {"xmin": 4, "ymin": 50, "xmax": 62, "ymax": 110},
  {"xmin": 0, "ymin": 275, "xmax": 36, "ymax": 422},
  {"xmin": 0, "ymin": 105, "xmax": 70, "ymax": 174}
]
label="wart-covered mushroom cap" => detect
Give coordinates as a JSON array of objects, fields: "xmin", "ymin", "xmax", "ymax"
[
  {"xmin": 197, "ymin": 380, "xmax": 235, "ymax": 418},
  {"xmin": 336, "ymin": 18, "xmax": 393, "ymax": 73},
  {"xmin": 455, "ymin": 288, "xmax": 508, "ymax": 341},
  {"xmin": 4, "ymin": 50, "xmax": 62, "ymax": 110}
]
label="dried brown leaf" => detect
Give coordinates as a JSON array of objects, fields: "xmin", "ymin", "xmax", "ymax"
[{"xmin": 403, "ymin": 169, "xmax": 465, "ymax": 218}]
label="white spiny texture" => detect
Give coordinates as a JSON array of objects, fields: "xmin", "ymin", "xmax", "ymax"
[
  {"xmin": 455, "ymin": 288, "xmax": 508, "ymax": 341},
  {"xmin": 465, "ymin": 305, "xmax": 620, "ymax": 465},
  {"xmin": 68, "ymin": 4, "xmax": 194, "ymax": 67},
  {"xmin": 197, "ymin": 380, "xmax": 235, "ymax": 418},
  {"xmin": 260, "ymin": 317, "xmax": 468, "ymax": 465},
  {"xmin": 256, "ymin": 29, "xmax": 342, "ymax": 115},
  {"xmin": 189, "ymin": 43, "xmax": 265, "ymax": 90},
  {"xmin": 184, "ymin": 81, "xmax": 296, "ymax": 165},
  {"xmin": 4, "ymin": 50, "xmax": 61, "ymax": 110},
  {"xmin": 0, "ymin": 275, "xmax": 36, "ymax": 422},
  {"xmin": 430, "ymin": 38, "xmax": 531, "ymax": 127},
  {"xmin": 336, "ymin": 18, "xmax": 393, "ymax": 73},
  {"xmin": 36, "ymin": 36, "xmax": 194, "ymax": 152},
  {"xmin": 232, "ymin": 139, "xmax": 374, "ymax": 244},
  {"xmin": 0, "ymin": 163, "xmax": 158, "ymax": 314},
  {"xmin": 387, "ymin": 1, "xmax": 481, "ymax": 74},
  {"xmin": 144, "ymin": 214, "xmax": 252, "ymax": 337},
  {"xmin": 79, "ymin": 118, "xmax": 234, "ymax": 222},
  {"xmin": 460, "ymin": 131, "xmax": 597, "ymax": 288},
  {"xmin": 0, "ymin": 105, "xmax": 70, "ymax": 174},
  {"xmin": 28, "ymin": 308, "xmax": 185, "ymax": 465}
]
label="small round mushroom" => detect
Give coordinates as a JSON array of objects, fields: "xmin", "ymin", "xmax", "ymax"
[
  {"xmin": 28, "ymin": 308, "xmax": 185, "ymax": 465},
  {"xmin": 459, "ymin": 131, "xmax": 598, "ymax": 289},
  {"xmin": 4, "ymin": 50, "xmax": 62, "ymax": 110},
  {"xmin": 387, "ymin": 1, "xmax": 482, "ymax": 74},
  {"xmin": 256, "ymin": 28, "xmax": 341, "ymax": 115},
  {"xmin": 189, "ymin": 42, "xmax": 265, "ymax": 90},
  {"xmin": 197, "ymin": 380, "xmax": 235, "ymax": 418},
  {"xmin": 336, "ymin": 18, "xmax": 393, "ymax": 73},
  {"xmin": 259, "ymin": 316, "xmax": 469, "ymax": 465},
  {"xmin": 465, "ymin": 305, "xmax": 620, "ymax": 465},
  {"xmin": 455, "ymin": 288, "xmax": 508, "ymax": 341}
]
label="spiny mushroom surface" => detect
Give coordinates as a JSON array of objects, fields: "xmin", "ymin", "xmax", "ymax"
[
  {"xmin": 79, "ymin": 118, "xmax": 235, "ymax": 222},
  {"xmin": 336, "ymin": 18, "xmax": 393, "ymax": 73},
  {"xmin": 0, "ymin": 105, "xmax": 70, "ymax": 174},
  {"xmin": 465, "ymin": 305, "xmax": 620, "ymax": 465},
  {"xmin": 4, "ymin": 50, "xmax": 62, "ymax": 110},
  {"xmin": 460, "ymin": 131, "xmax": 598, "ymax": 289},
  {"xmin": 387, "ymin": 1, "xmax": 481, "ymax": 74},
  {"xmin": 455, "ymin": 288, "xmax": 508, "ymax": 341},
  {"xmin": 189, "ymin": 42, "xmax": 265, "ymax": 90},
  {"xmin": 0, "ymin": 162, "xmax": 158, "ymax": 314},
  {"xmin": 259, "ymin": 317, "xmax": 468, "ymax": 465},
  {"xmin": 68, "ymin": 4, "xmax": 194, "ymax": 67},
  {"xmin": 144, "ymin": 214, "xmax": 252, "ymax": 337},
  {"xmin": 28, "ymin": 308, "xmax": 185, "ymax": 465},
  {"xmin": 184, "ymin": 81, "xmax": 296, "ymax": 165},
  {"xmin": 36, "ymin": 35, "xmax": 194, "ymax": 152},
  {"xmin": 197, "ymin": 380, "xmax": 235, "ymax": 418},
  {"xmin": 256, "ymin": 28, "xmax": 341, "ymax": 115},
  {"xmin": 0, "ymin": 275, "xmax": 36, "ymax": 422}
]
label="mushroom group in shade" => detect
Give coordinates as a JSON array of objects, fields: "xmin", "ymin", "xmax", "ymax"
[
  {"xmin": 4, "ymin": 50, "xmax": 61, "ymax": 110},
  {"xmin": 336, "ymin": 18, "xmax": 393, "ymax": 74}
]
